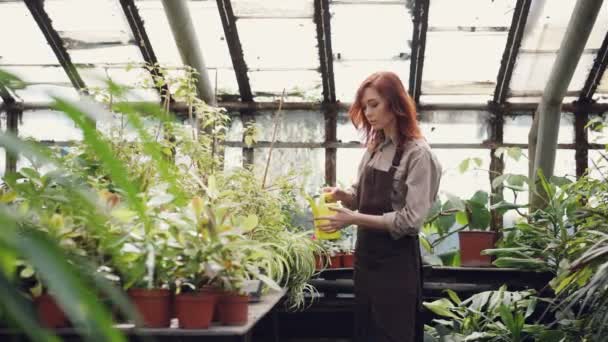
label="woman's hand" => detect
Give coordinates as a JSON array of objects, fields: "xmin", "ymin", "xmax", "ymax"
[
  {"xmin": 322, "ymin": 186, "xmax": 350, "ymax": 204},
  {"xmin": 315, "ymin": 206, "xmax": 358, "ymax": 233}
]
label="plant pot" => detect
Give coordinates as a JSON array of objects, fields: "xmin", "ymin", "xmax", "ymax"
[
  {"xmin": 314, "ymin": 254, "xmax": 325, "ymax": 270},
  {"xmin": 200, "ymin": 285, "xmax": 224, "ymax": 323},
  {"xmin": 458, "ymin": 231, "xmax": 497, "ymax": 267},
  {"xmin": 128, "ymin": 288, "xmax": 171, "ymax": 328},
  {"xmin": 341, "ymin": 253, "xmax": 355, "ymax": 268},
  {"xmin": 329, "ymin": 254, "xmax": 342, "ymax": 268},
  {"xmin": 175, "ymin": 292, "xmax": 218, "ymax": 329},
  {"xmin": 36, "ymin": 294, "xmax": 69, "ymax": 328},
  {"xmin": 218, "ymin": 293, "xmax": 249, "ymax": 326}
]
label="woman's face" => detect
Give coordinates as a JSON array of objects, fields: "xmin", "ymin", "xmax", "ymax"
[{"xmin": 361, "ymin": 87, "xmax": 395, "ymax": 132}]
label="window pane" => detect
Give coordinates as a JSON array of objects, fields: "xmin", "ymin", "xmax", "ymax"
[
  {"xmin": 429, "ymin": 0, "xmax": 516, "ymax": 27},
  {"xmin": 44, "ymin": 0, "xmax": 143, "ymax": 65},
  {"xmin": 423, "ymin": 32, "xmax": 506, "ymax": 96},
  {"xmin": 224, "ymin": 147, "xmax": 243, "ymax": 172},
  {"xmin": 522, "ymin": 2, "xmax": 608, "ymax": 51},
  {"xmin": 0, "ymin": 2, "xmax": 59, "ymax": 64},
  {"xmin": 231, "ymin": 0, "xmax": 313, "ymax": 18},
  {"xmin": 420, "ymin": 111, "xmax": 491, "ymax": 144},
  {"xmin": 20, "ymin": 110, "xmax": 82, "ymax": 141},
  {"xmin": 238, "ymin": 19, "xmax": 318, "ymax": 69},
  {"xmin": 334, "ymin": 60, "xmax": 409, "ymax": 103},
  {"xmin": 253, "ymin": 148, "xmax": 325, "ymax": 194},
  {"xmin": 588, "ymin": 115, "xmax": 608, "ymax": 144},
  {"xmin": 503, "ymin": 113, "xmax": 574, "ymax": 144},
  {"xmin": 588, "ymin": 149, "xmax": 608, "ymax": 180},
  {"xmin": 510, "ymin": 52, "xmax": 596, "ymax": 95},
  {"xmin": 337, "ymin": 148, "xmax": 365, "ymax": 188},
  {"xmin": 248, "ymin": 70, "xmax": 322, "ymax": 102}
]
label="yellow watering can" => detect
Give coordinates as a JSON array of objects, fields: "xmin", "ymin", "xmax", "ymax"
[{"xmin": 307, "ymin": 193, "xmax": 341, "ymax": 240}]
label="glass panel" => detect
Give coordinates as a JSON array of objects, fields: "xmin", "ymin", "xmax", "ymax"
[
  {"xmin": 433, "ymin": 149, "xmax": 491, "ymax": 199},
  {"xmin": 419, "ymin": 94, "xmax": 492, "ymax": 104},
  {"xmin": 223, "ymin": 147, "xmax": 243, "ymax": 172},
  {"xmin": 249, "ymin": 70, "xmax": 322, "ymax": 102},
  {"xmin": 510, "ymin": 52, "xmax": 596, "ymax": 94},
  {"xmin": 522, "ymin": 2, "xmax": 608, "ymax": 50},
  {"xmin": 597, "ymin": 71, "xmax": 608, "ymax": 99},
  {"xmin": 226, "ymin": 114, "xmax": 244, "ymax": 141},
  {"xmin": 331, "ymin": 3, "xmax": 412, "ymax": 60},
  {"xmin": 337, "ymin": 148, "xmax": 366, "ymax": 188},
  {"xmin": 20, "ymin": 110, "xmax": 82, "ymax": 141},
  {"xmin": 224, "ymin": 111, "xmax": 324, "ymax": 142},
  {"xmin": 503, "ymin": 113, "xmax": 574, "ymax": 144},
  {"xmin": 44, "ymin": 0, "xmax": 143, "ymax": 64},
  {"xmin": 231, "ymin": 0, "xmax": 314, "ymax": 18},
  {"xmin": 253, "ymin": 148, "xmax": 325, "ymax": 194},
  {"xmin": 14, "ymin": 85, "xmax": 79, "ymax": 103},
  {"xmin": 420, "ymin": 111, "xmax": 491, "ymax": 144},
  {"xmin": 423, "ymin": 32, "xmax": 507, "ymax": 96},
  {"xmin": 79, "ymin": 67, "xmax": 160, "ymax": 102},
  {"xmin": 334, "ymin": 60, "xmax": 409, "ymax": 103},
  {"xmin": 238, "ymin": 19, "xmax": 318, "ymax": 69},
  {"xmin": 588, "ymin": 149, "xmax": 608, "ymax": 180},
  {"xmin": 429, "ymin": 0, "xmax": 516, "ymax": 27},
  {"xmin": 0, "ymin": 2, "xmax": 59, "ymax": 64},
  {"xmin": 248, "ymin": 111, "xmax": 324, "ymax": 143},
  {"xmin": 337, "ymin": 111, "xmax": 363, "ymax": 143},
  {"xmin": 2, "ymin": 66, "xmax": 70, "ymax": 85}
]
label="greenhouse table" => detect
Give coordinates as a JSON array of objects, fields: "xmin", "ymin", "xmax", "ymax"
[{"xmin": 0, "ymin": 289, "xmax": 286, "ymax": 342}]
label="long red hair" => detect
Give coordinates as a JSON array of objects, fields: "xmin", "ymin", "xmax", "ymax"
[{"xmin": 348, "ymin": 71, "xmax": 422, "ymax": 151}]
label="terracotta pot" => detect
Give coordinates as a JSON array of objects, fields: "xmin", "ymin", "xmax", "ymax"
[
  {"xmin": 459, "ymin": 231, "xmax": 497, "ymax": 267},
  {"xmin": 36, "ymin": 294, "xmax": 69, "ymax": 328},
  {"xmin": 175, "ymin": 292, "xmax": 218, "ymax": 329},
  {"xmin": 314, "ymin": 254, "xmax": 325, "ymax": 270},
  {"xmin": 128, "ymin": 288, "xmax": 171, "ymax": 328},
  {"xmin": 329, "ymin": 254, "xmax": 342, "ymax": 268},
  {"xmin": 342, "ymin": 253, "xmax": 355, "ymax": 268},
  {"xmin": 200, "ymin": 285, "xmax": 224, "ymax": 323},
  {"xmin": 218, "ymin": 293, "xmax": 249, "ymax": 326}
]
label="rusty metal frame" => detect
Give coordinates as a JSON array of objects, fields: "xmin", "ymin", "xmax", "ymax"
[{"xmin": 23, "ymin": 0, "xmax": 88, "ymax": 94}]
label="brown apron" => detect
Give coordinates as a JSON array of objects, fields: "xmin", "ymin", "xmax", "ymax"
[{"xmin": 354, "ymin": 147, "xmax": 422, "ymax": 342}]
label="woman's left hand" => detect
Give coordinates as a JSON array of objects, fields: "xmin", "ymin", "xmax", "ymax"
[{"xmin": 315, "ymin": 206, "xmax": 358, "ymax": 233}]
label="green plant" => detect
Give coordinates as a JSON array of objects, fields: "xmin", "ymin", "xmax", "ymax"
[{"xmin": 423, "ymin": 286, "xmax": 562, "ymax": 341}]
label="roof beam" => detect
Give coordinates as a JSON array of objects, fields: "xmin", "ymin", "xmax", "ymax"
[
  {"xmin": 8, "ymin": 100, "xmax": 608, "ymax": 114},
  {"xmin": 23, "ymin": 0, "xmax": 88, "ymax": 94},
  {"xmin": 493, "ymin": 0, "xmax": 532, "ymax": 104},
  {"xmin": 408, "ymin": 0, "xmax": 429, "ymax": 103},
  {"xmin": 314, "ymin": 0, "xmax": 336, "ymax": 103},
  {"xmin": 579, "ymin": 30, "xmax": 608, "ymax": 102},
  {"xmin": 118, "ymin": 0, "xmax": 172, "ymax": 102},
  {"xmin": 216, "ymin": 0, "xmax": 253, "ymax": 102}
]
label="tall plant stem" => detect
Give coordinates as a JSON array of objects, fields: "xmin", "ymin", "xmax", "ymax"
[{"xmin": 262, "ymin": 89, "xmax": 286, "ymax": 188}]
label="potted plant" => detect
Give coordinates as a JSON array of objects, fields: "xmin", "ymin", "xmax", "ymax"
[{"xmin": 453, "ymin": 191, "xmax": 497, "ymax": 267}]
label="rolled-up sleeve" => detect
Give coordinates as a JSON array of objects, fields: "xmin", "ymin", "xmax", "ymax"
[{"xmin": 382, "ymin": 147, "xmax": 441, "ymax": 240}]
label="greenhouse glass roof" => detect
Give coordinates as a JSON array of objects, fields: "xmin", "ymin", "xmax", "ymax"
[{"xmin": 0, "ymin": 0, "xmax": 606, "ymax": 106}]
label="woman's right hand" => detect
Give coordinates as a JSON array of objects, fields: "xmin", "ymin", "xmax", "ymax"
[{"xmin": 321, "ymin": 187, "xmax": 349, "ymax": 204}]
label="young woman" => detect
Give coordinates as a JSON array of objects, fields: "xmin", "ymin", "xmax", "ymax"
[{"xmin": 318, "ymin": 71, "xmax": 442, "ymax": 342}]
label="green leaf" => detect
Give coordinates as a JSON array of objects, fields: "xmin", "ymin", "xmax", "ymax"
[
  {"xmin": 458, "ymin": 159, "xmax": 470, "ymax": 173},
  {"xmin": 507, "ymin": 174, "xmax": 527, "ymax": 187},
  {"xmin": 244, "ymin": 135, "xmax": 254, "ymax": 147},
  {"xmin": 446, "ymin": 194, "xmax": 466, "ymax": 211},
  {"xmin": 455, "ymin": 211, "xmax": 468, "ymax": 225},
  {"xmin": 469, "ymin": 204, "xmax": 491, "ymax": 230},
  {"xmin": 423, "ymin": 298, "xmax": 460, "ymax": 319},
  {"xmin": 444, "ymin": 289, "xmax": 462, "ymax": 305},
  {"xmin": 469, "ymin": 191, "xmax": 488, "ymax": 206},
  {"xmin": 239, "ymin": 214, "xmax": 259, "ymax": 232},
  {"xmin": 506, "ymin": 147, "xmax": 522, "ymax": 161}
]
